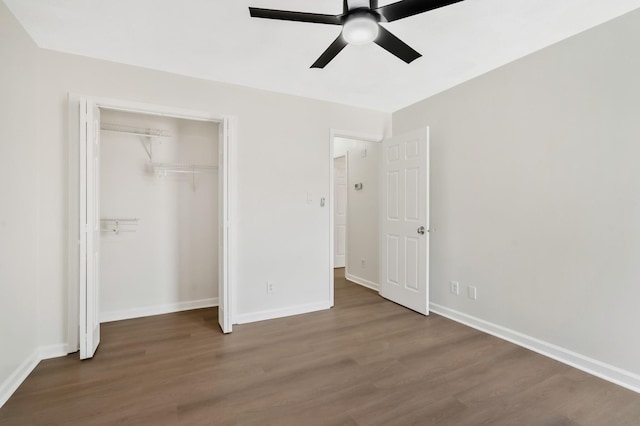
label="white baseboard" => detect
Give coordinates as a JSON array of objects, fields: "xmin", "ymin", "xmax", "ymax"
[
  {"xmin": 101, "ymin": 298, "xmax": 218, "ymax": 323},
  {"xmin": 345, "ymin": 273, "xmax": 379, "ymax": 291},
  {"xmin": 430, "ymin": 303, "xmax": 640, "ymax": 394},
  {"xmin": 0, "ymin": 349, "xmax": 40, "ymax": 408},
  {"xmin": 235, "ymin": 301, "xmax": 331, "ymax": 324},
  {"xmin": 39, "ymin": 344, "xmax": 69, "ymax": 360},
  {"xmin": 0, "ymin": 342, "xmax": 69, "ymax": 408}
]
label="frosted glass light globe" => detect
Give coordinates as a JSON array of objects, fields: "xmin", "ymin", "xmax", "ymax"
[{"xmin": 342, "ymin": 16, "xmax": 379, "ymax": 45}]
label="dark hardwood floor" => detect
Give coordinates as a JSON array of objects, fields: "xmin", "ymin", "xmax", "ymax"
[{"xmin": 2, "ymin": 269, "xmax": 639, "ymax": 425}]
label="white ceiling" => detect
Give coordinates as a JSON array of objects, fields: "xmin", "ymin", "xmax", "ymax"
[{"xmin": 5, "ymin": 0, "xmax": 640, "ymax": 112}]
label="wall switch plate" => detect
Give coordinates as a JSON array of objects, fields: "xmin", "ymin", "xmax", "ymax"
[
  {"xmin": 450, "ymin": 281, "xmax": 459, "ymax": 295},
  {"xmin": 267, "ymin": 281, "xmax": 275, "ymax": 294},
  {"xmin": 468, "ymin": 286, "xmax": 477, "ymax": 300}
]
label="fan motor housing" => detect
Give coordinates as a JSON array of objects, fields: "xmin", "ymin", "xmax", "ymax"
[{"xmin": 343, "ymin": 8, "xmax": 381, "ymax": 24}]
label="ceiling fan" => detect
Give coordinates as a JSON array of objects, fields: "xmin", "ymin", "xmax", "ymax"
[{"xmin": 249, "ymin": 0, "xmax": 465, "ymax": 68}]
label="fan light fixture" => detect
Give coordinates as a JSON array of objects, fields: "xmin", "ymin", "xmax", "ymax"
[
  {"xmin": 249, "ymin": 0, "xmax": 468, "ymax": 68},
  {"xmin": 342, "ymin": 15, "xmax": 379, "ymax": 45}
]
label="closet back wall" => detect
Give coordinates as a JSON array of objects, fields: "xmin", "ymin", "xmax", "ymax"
[{"xmin": 100, "ymin": 110, "xmax": 219, "ymax": 322}]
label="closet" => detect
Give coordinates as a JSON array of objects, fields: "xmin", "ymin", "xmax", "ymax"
[{"xmin": 98, "ymin": 109, "xmax": 219, "ymax": 322}]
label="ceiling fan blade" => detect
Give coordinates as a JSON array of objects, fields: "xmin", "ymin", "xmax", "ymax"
[
  {"xmin": 311, "ymin": 35, "xmax": 348, "ymax": 68},
  {"xmin": 249, "ymin": 7, "xmax": 342, "ymax": 25},
  {"xmin": 376, "ymin": 0, "xmax": 464, "ymax": 23},
  {"xmin": 374, "ymin": 26, "xmax": 421, "ymax": 63},
  {"xmin": 370, "ymin": 0, "xmax": 379, "ymax": 9}
]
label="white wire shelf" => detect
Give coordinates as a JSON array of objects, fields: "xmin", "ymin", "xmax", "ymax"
[
  {"xmin": 100, "ymin": 218, "xmax": 140, "ymax": 235},
  {"xmin": 100, "ymin": 123, "xmax": 172, "ymax": 138}
]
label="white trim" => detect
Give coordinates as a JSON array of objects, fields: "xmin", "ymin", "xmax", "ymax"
[
  {"xmin": 333, "ymin": 153, "xmax": 348, "ymax": 269},
  {"xmin": 345, "ymin": 273, "xmax": 379, "ymax": 291},
  {"xmin": 100, "ymin": 298, "xmax": 219, "ymax": 323},
  {"xmin": 39, "ymin": 344, "xmax": 69, "ymax": 360},
  {"xmin": 92, "ymin": 97, "xmax": 228, "ymax": 122},
  {"xmin": 67, "ymin": 93, "xmax": 81, "ymax": 354},
  {"xmin": 329, "ymin": 129, "xmax": 383, "ymax": 308},
  {"xmin": 0, "ymin": 343, "xmax": 69, "ymax": 408},
  {"xmin": 0, "ymin": 350, "xmax": 40, "ymax": 408},
  {"xmin": 235, "ymin": 302, "xmax": 332, "ymax": 325},
  {"xmin": 430, "ymin": 303, "xmax": 640, "ymax": 394},
  {"xmin": 228, "ymin": 117, "xmax": 239, "ymax": 326},
  {"xmin": 329, "ymin": 133, "xmax": 335, "ymax": 306}
]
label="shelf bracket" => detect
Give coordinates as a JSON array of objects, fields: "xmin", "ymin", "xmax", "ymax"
[{"xmin": 141, "ymin": 139, "xmax": 153, "ymax": 161}]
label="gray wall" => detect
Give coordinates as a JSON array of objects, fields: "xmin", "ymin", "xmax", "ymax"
[
  {"xmin": 0, "ymin": 3, "xmax": 39, "ymax": 390},
  {"xmin": 394, "ymin": 9, "xmax": 640, "ymax": 375}
]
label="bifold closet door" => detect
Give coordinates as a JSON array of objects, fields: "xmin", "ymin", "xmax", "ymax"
[
  {"xmin": 80, "ymin": 101, "xmax": 101, "ymax": 359},
  {"xmin": 218, "ymin": 119, "xmax": 231, "ymax": 333}
]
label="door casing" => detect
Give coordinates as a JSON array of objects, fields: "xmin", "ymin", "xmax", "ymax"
[{"xmin": 333, "ymin": 154, "xmax": 348, "ymax": 269}]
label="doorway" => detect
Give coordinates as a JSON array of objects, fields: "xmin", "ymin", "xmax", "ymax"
[
  {"xmin": 67, "ymin": 96, "xmax": 236, "ymax": 358},
  {"xmin": 329, "ymin": 131, "xmax": 382, "ymax": 306},
  {"xmin": 329, "ymin": 128, "xmax": 430, "ymax": 315}
]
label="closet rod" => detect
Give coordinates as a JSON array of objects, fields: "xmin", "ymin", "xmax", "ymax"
[{"xmin": 152, "ymin": 163, "xmax": 218, "ymax": 174}]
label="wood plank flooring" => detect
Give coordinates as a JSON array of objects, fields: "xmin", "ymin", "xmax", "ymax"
[{"xmin": 2, "ymin": 269, "xmax": 639, "ymax": 425}]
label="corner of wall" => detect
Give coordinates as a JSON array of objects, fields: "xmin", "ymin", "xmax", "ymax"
[{"xmin": 0, "ymin": 343, "xmax": 68, "ymax": 409}]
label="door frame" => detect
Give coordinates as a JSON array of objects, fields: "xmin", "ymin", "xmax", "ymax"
[
  {"xmin": 333, "ymin": 153, "xmax": 348, "ymax": 269},
  {"xmin": 329, "ymin": 129, "xmax": 382, "ymax": 307},
  {"xmin": 67, "ymin": 95, "xmax": 238, "ymax": 353}
]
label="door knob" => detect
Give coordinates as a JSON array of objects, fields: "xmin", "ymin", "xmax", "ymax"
[{"xmin": 417, "ymin": 226, "xmax": 425, "ymax": 235}]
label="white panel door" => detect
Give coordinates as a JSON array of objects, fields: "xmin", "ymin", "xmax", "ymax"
[
  {"xmin": 334, "ymin": 156, "xmax": 347, "ymax": 268},
  {"xmin": 218, "ymin": 118, "xmax": 232, "ymax": 333},
  {"xmin": 80, "ymin": 101, "xmax": 101, "ymax": 359},
  {"xmin": 380, "ymin": 128, "xmax": 429, "ymax": 315}
]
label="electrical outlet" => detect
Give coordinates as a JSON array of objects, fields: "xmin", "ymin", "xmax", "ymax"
[
  {"xmin": 450, "ymin": 281, "xmax": 459, "ymax": 295},
  {"xmin": 468, "ymin": 286, "xmax": 477, "ymax": 300},
  {"xmin": 267, "ymin": 281, "xmax": 275, "ymax": 294}
]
